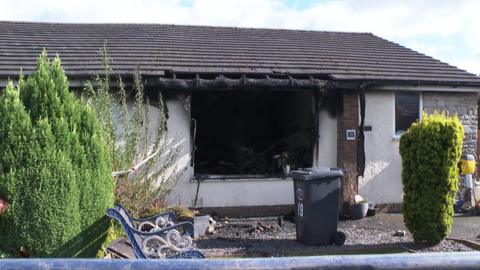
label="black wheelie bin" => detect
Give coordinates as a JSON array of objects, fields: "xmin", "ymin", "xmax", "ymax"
[{"xmin": 292, "ymin": 167, "xmax": 346, "ymax": 246}]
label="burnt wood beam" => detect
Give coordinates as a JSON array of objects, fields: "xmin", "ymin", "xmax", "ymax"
[{"xmin": 145, "ymin": 75, "xmax": 331, "ymax": 91}]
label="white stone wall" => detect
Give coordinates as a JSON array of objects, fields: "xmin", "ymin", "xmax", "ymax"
[
  {"xmin": 124, "ymin": 90, "xmax": 478, "ymax": 207},
  {"xmin": 359, "ymin": 91, "xmax": 403, "ymax": 203},
  {"xmin": 115, "ymin": 94, "xmax": 193, "ymax": 205},
  {"xmin": 315, "ymin": 107, "xmax": 338, "ymax": 168}
]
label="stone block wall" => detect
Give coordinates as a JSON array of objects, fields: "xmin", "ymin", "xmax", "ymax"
[{"xmin": 422, "ymin": 92, "xmax": 478, "ymax": 156}]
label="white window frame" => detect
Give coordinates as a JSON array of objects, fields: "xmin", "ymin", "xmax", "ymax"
[{"xmin": 393, "ymin": 91, "xmax": 423, "ymax": 139}]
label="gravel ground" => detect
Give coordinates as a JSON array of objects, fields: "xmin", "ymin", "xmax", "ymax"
[{"xmin": 195, "ymin": 213, "xmax": 477, "ymax": 258}]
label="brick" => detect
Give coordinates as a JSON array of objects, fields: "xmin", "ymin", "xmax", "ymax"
[{"xmin": 337, "ymin": 92, "xmax": 359, "ymax": 211}]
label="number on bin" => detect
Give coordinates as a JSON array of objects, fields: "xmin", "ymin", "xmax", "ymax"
[{"xmin": 298, "ymin": 202, "xmax": 303, "ymax": 217}]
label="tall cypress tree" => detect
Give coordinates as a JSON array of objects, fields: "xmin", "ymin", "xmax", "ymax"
[{"xmin": 0, "ymin": 51, "xmax": 113, "ymax": 257}]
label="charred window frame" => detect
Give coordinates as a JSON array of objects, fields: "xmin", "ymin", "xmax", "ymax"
[{"xmin": 191, "ymin": 90, "xmax": 315, "ymax": 179}]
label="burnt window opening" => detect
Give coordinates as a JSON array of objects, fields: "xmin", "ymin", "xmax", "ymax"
[{"xmin": 192, "ymin": 90, "xmax": 315, "ymax": 178}]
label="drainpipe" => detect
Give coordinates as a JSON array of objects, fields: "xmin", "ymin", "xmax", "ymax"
[
  {"xmin": 313, "ymin": 89, "xmax": 322, "ymax": 166},
  {"xmin": 356, "ymin": 81, "xmax": 374, "ymax": 179}
]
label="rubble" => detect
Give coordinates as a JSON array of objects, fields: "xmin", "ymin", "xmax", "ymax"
[
  {"xmin": 206, "ymin": 225, "xmax": 215, "ymax": 235},
  {"xmin": 277, "ymin": 216, "xmax": 285, "ymax": 226}
]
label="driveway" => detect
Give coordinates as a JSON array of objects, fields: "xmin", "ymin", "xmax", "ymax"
[
  {"xmin": 197, "ymin": 212, "xmax": 479, "ymax": 257},
  {"xmin": 349, "ymin": 212, "xmax": 480, "ymax": 242}
]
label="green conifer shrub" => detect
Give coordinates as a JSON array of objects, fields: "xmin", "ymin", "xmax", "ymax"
[
  {"xmin": 399, "ymin": 112, "xmax": 464, "ymax": 244},
  {"xmin": 0, "ymin": 51, "xmax": 114, "ymax": 257}
]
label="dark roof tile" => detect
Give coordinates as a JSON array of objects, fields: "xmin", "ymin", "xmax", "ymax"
[{"xmin": 0, "ymin": 21, "xmax": 479, "ymax": 86}]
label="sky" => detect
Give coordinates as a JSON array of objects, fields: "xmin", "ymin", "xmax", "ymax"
[{"xmin": 1, "ymin": 0, "xmax": 479, "ymax": 75}]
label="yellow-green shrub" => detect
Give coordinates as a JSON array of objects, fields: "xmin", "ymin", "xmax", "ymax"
[{"xmin": 399, "ymin": 112, "xmax": 463, "ymax": 244}]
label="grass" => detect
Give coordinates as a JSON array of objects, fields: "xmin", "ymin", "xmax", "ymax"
[{"xmin": 95, "ymin": 220, "xmax": 125, "ymax": 258}]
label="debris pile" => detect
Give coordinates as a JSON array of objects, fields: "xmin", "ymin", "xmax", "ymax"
[{"xmin": 248, "ymin": 222, "xmax": 279, "ymax": 235}]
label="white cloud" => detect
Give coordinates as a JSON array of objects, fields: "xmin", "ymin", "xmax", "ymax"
[{"xmin": 1, "ymin": 0, "xmax": 479, "ymax": 75}]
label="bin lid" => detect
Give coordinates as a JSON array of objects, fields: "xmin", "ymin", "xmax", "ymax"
[{"xmin": 291, "ymin": 167, "xmax": 343, "ymax": 181}]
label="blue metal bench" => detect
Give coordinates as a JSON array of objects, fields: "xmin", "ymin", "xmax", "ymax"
[
  {"xmin": 106, "ymin": 204, "xmax": 205, "ymax": 259},
  {"xmin": 112, "ymin": 204, "xmax": 178, "ymax": 232}
]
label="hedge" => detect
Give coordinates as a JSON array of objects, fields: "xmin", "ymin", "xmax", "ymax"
[
  {"xmin": 0, "ymin": 51, "xmax": 114, "ymax": 257},
  {"xmin": 399, "ymin": 112, "xmax": 464, "ymax": 244}
]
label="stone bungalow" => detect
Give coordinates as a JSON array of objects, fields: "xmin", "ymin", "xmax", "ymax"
[{"xmin": 0, "ymin": 21, "xmax": 479, "ymax": 215}]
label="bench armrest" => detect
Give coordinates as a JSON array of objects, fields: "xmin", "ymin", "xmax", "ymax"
[{"xmin": 131, "ymin": 211, "xmax": 176, "ymax": 223}]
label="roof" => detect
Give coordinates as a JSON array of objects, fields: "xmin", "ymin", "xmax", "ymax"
[{"xmin": 1, "ymin": 21, "xmax": 480, "ymax": 86}]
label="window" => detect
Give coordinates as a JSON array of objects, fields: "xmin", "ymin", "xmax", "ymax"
[
  {"xmin": 394, "ymin": 92, "xmax": 421, "ymax": 135},
  {"xmin": 191, "ymin": 90, "xmax": 314, "ymax": 178}
]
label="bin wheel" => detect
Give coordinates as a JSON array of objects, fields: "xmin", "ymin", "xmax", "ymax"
[{"xmin": 333, "ymin": 231, "xmax": 346, "ymax": 246}]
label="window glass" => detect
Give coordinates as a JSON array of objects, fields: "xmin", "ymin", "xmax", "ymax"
[{"xmin": 395, "ymin": 92, "xmax": 420, "ymax": 135}]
